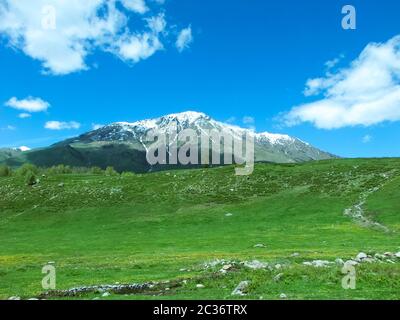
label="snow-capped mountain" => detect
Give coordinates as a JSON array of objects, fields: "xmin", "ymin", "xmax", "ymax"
[
  {"xmin": 1, "ymin": 111, "xmax": 335, "ymax": 172},
  {"xmin": 58, "ymin": 111, "xmax": 335, "ymax": 164}
]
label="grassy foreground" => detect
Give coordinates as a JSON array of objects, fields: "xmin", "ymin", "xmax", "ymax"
[{"xmin": 1, "ymin": 158, "xmax": 400, "ymax": 300}]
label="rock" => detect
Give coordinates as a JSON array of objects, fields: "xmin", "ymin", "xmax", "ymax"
[
  {"xmin": 344, "ymin": 260, "xmax": 358, "ymax": 266},
  {"xmin": 335, "ymin": 258, "xmax": 344, "ymax": 265},
  {"xmin": 395, "ymin": 252, "xmax": 400, "ymax": 258},
  {"xmin": 279, "ymin": 293, "xmax": 287, "ymax": 299},
  {"xmin": 165, "ymin": 288, "xmax": 170, "ymax": 291},
  {"xmin": 8, "ymin": 296, "xmax": 21, "ymax": 300},
  {"xmin": 253, "ymin": 244, "xmax": 266, "ymax": 248},
  {"xmin": 196, "ymin": 284, "xmax": 205, "ymax": 289},
  {"xmin": 303, "ymin": 260, "xmax": 331, "ymax": 268},
  {"xmin": 355, "ymin": 252, "xmax": 368, "ymax": 261},
  {"xmin": 231, "ymin": 281, "xmax": 250, "ymax": 296},
  {"xmin": 179, "ymin": 268, "xmax": 186, "ymax": 272},
  {"xmin": 313, "ymin": 260, "xmax": 331, "ymax": 268},
  {"xmin": 275, "ymin": 264, "xmax": 282, "ymax": 270},
  {"xmin": 374, "ymin": 253, "xmax": 385, "ymax": 260},
  {"xmin": 225, "ymin": 213, "xmax": 233, "ymax": 217},
  {"xmin": 273, "ymin": 273, "xmax": 284, "ymax": 282},
  {"xmin": 220, "ymin": 264, "xmax": 233, "ymax": 273},
  {"xmin": 102, "ymin": 292, "xmax": 110, "ymax": 297},
  {"xmin": 291, "ymin": 253, "xmax": 300, "ymax": 257},
  {"xmin": 244, "ymin": 260, "xmax": 268, "ymax": 270},
  {"xmin": 58, "ymin": 183, "xmax": 64, "ymax": 187},
  {"xmin": 384, "ymin": 252, "xmax": 393, "ymax": 257},
  {"xmin": 28, "ymin": 298, "xmax": 39, "ymax": 300}
]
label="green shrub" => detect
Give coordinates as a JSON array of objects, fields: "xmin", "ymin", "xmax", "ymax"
[
  {"xmin": 105, "ymin": 166, "xmax": 118, "ymax": 176},
  {"xmin": 90, "ymin": 166, "xmax": 103, "ymax": 175},
  {"xmin": 16, "ymin": 163, "xmax": 39, "ymax": 177},
  {"xmin": 0, "ymin": 165, "xmax": 12, "ymax": 177},
  {"xmin": 121, "ymin": 171, "xmax": 135, "ymax": 178},
  {"xmin": 25, "ymin": 170, "xmax": 37, "ymax": 186}
]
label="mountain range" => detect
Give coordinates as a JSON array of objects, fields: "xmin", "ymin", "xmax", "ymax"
[{"xmin": 0, "ymin": 111, "xmax": 335, "ymax": 172}]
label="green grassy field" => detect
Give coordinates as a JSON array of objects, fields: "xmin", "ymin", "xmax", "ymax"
[{"xmin": 1, "ymin": 158, "xmax": 400, "ymax": 300}]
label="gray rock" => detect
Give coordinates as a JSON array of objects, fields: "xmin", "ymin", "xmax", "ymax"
[
  {"xmin": 232, "ymin": 281, "xmax": 250, "ymax": 296},
  {"xmin": 273, "ymin": 273, "xmax": 284, "ymax": 282},
  {"xmin": 279, "ymin": 293, "xmax": 287, "ymax": 299},
  {"xmin": 244, "ymin": 260, "xmax": 268, "ymax": 270},
  {"xmin": 355, "ymin": 252, "xmax": 368, "ymax": 261},
  {"xmin": 253, "ymin": 244, "xmax": 266, "ymax": 248},
  {"xmin": 8, "ymin": 296, "xmax": 21, "ymax": 300},
  {"xmin": 196, "ymin": 284, "xmax": 205, "ymax": 289}
]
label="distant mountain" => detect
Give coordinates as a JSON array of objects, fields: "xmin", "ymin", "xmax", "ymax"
[{"xmin": 0, "ymin": 111, "xmax": 336, "ymax": 172}]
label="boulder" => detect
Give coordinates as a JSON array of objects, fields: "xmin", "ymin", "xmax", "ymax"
[{"xmin": 232, "ymin": 281, "xmax": 250, "ymax": 296}]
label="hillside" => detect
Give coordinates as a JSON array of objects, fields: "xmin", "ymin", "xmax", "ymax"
[
  {"xmin": 1, "ymin": 158, "xmax": 400, "ymax": 300},
  {"xmin": 0, "ymin": 112, "xmax": 335, "ymax": 172}
]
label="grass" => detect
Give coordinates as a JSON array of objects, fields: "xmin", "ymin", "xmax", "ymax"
[{"xmin": 1, "ymin": 158, "xmax": 400, "ymax": 299}]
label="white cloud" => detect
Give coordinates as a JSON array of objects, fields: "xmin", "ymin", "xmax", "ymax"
[
  {"xmin": 5, "ymin": 97, "xmax": 50, "ymax": 112},
  {"xmin": 116, "ymin": 14, "xmax": 166, "ymax": 63},
  {"xmin": 45, "ymin": 121, "xmax": 81, "ymax": 130},
  {"xmin": 1, "ymin": 125, "xmax": 16, "ymax": 131},
  {"xmin": 92, "ymin": 123, "xmax": 104, "ymax": 130},
  {"xmin": 284, "ymin": 35, "xmax": 400, "ymax": 129},
  {"xmin": 176, "ymin": 26, "xmax": 193, "ymax": 52},
  {"xmin": 0, "ymin": 0, "xmax": 181, "ymax": 75},
  {"xmin": 18, "ymin": 146, "xmax": 31, "ymax": 151},
  {"xmin": 120, "ymin": 0, "xmax": 148, "ymax": 14},
  {"xmin": 362, "ymin": 134, "xmax": 372, "ymax": 143},
  {"xmin": 18, "ymin": 113, "xmax": 32, "ymax": 119},
  {"xmin": 243, "ymin": 116, "xmax": 255, "ymax": 124}
]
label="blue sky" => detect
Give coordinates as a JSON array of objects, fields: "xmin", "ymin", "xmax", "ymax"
[{"xmin": 1, "ymin": 0, "xmax": 400, "ymax": 158}]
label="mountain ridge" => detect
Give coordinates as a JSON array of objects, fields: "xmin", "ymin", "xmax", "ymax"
[{"xmin": 1, "ymin": 111, "xmax": 336, "ymax": 172}]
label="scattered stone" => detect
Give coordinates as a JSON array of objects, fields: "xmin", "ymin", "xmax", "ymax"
[
  {"xmin": 344, "ymin": 260, "xmax": 358, "ymax": 266},
  {"xmin": 335, "ymin": 258, "xmax": 344, "ymax": 265},
  {"xmin": 395, "ymin": 252, "xmax": 400, "ymax": 258},
  {"xmin": 8, "ymin": 296, "xmax": 20, "ymax": 300},
  {"xmin": 58, "ymin": 183, "xmax": 64, "ymax": 187},
  {"xmin": 291, "ymin": 253, "xmax": 300, "ymax": 257},
  {"xmin": 231, "ymin": 281, "xmax": 250, "ymax": 296},
  {"xmin": 253, "ymin": 244, "xmax": 266, "ymax": 248},
  {"xmin": 179, "ymin": 268, "xmax": 186, "ymax": 272},
  {"xmin": 165, "ymin": 288, "xmax": 170, "ymax": 291},
  {"xmin": 355, "ymin": 252, "xmax": 368, "ymax": 261},
  {"xmin": 273, "ymin": 273, "xmax": 284, "ymax": 282},
  {"xmin": 244, "ymin": 260, "xmax": 268, "ymax": 270},
  {"xmin": 374, "ymin": 253, "xmax": 385, "ymax": 260},
  {"xmin": 274, "ymin": 264, "xmax": 282, "ymax": 270},
  {"xmin": 102, "ymin": 292, "xmax": 110, "ymax": 297},
  {"xmin": 28, "ymin": 298, "xmax": 39, "ymax": 300},
  {"xmin": 279, "ymin": 293, "xmax": 287, "ymax": 299},
  {"xmin": 225, "ymin": 213, "xmax": 233, "ymax": 217},
  {"xmin": 302, "ymin": 260, "xmax": 331, "ymax": 268},
  {"xmin": 196, "ymin": 284, "xmax": 205, "ymax": 289}
]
